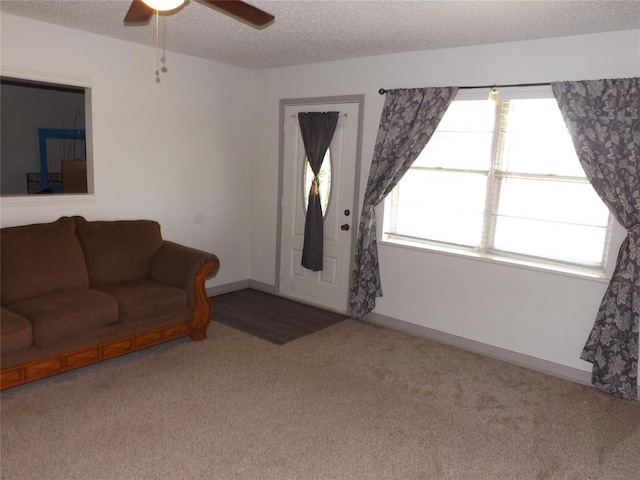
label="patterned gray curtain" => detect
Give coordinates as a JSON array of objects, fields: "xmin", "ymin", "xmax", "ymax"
[
  {"xmin": 299, "ymin": 112, "xmax": 339, "ymax": 272},
  {"xmin": 552, "ymin": 77, "xmax": 640, "ymax": 400},
  {"xmin": 349, "ymin": 87, "xmax": 458, "ymax": 318}
]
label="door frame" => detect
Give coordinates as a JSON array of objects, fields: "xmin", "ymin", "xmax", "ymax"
[{"xmin": 275, "ymin": 94, "xmax": 365, "ymax": 314}]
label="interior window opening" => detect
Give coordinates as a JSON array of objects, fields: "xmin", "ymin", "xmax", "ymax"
[{"xmin": 1, "ymin": 77, "xmax": 91, "ymax": 196}]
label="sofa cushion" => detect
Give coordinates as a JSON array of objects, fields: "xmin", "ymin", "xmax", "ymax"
[
  {"xmin": 99, "ymin": 280, "xmax": 187, "ymax": 324},
  {"xmin": 75, "ymin": 218, "xmax": 163, "ymax": 287},
  {"xmin": 1, "ymin": 307, "xmax": 33, "ymax": 355},
  {"xmin": 8, "ymin": 288, "xmax": 118, "ymax": 347},
  {"xmin": 1, "ymin": 217, "xmax": 89, "ymax": 305}
]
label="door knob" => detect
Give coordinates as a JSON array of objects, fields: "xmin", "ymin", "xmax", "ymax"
[{"xmin": 341, "ymin": 224, "xmax": 350, "ymax": 231}]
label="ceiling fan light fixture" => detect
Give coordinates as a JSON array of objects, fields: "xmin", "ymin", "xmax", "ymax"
[{"xmin": 141, "ymin": 0, "xmax": 185, "ymax": 12}]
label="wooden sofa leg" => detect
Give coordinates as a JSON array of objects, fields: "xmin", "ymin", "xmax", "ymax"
[{"xmin": 191, "ymin": 329, "xmax": 208, "ymax": 341}]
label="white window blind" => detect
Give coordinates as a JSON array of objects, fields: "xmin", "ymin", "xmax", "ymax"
[{"xmin": 384, "ymin": 89, "xmax": 612, "ymax": 273}]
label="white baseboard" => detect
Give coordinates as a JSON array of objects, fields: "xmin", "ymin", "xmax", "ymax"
[
  {"xmin": 247, "ymin": 280, "xmax": 276, "ymax": 295},
  {"xmin": 207, "ymin": 280, "xmax": 276, "ymax": 297},
  {"xmin": 363, "ymin": 312, "xmax": 592, "ymax": 387},
  {"xmin": 207, "ymin": 280, "xmax": 249, "ymax": 297}
]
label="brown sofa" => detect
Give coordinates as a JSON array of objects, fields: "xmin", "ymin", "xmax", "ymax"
[{"xmin": 0, "ymin": 216, "xmax": 220, "ymax": 390}]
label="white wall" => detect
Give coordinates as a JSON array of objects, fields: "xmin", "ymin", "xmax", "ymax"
[
  {"xmin": 0, "ymin": 13, "xmax": 255, "ymax": 288},
  {"xmin": 250, "ymin": 29, "xmax": 640, "ymax": 372}
]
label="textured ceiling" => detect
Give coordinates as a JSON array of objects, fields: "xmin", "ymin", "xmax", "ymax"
[{"xmin": 1, "ymin": 0, "xmax": 639, "ymax": 69}]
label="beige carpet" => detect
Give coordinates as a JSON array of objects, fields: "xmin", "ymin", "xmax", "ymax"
[{"xmin": 1, "ymin": 320, "xmax": 639, "ymax": 479}]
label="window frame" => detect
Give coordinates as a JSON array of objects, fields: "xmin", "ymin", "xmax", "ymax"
[
  {"xmin": 381, "ymin": 86, "xmax": 619, "ymax": 280},
  {"xmin": 0, "ymin": 67, "xmax": 94, "ymax": 202}
]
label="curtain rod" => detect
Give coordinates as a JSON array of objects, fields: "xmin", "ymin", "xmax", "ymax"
[{"xmin": 378, "ymin": 82, "xmax": 550, "ymax": 95}]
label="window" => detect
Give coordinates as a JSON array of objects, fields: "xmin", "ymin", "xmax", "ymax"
[
  {"xmin": 303, "ymin": 149, "xmax": 332, "ymax": 215},
  {"xmin": 384, "ymin": 87, "xmax": 612, "ymax": 274},
  {"xmin": 1, "ymin": 76, "xmax": 91, "ymax": 196}
]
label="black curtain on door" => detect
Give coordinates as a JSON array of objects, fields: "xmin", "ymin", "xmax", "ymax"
[{"xmin": 298, "ymin": 111, "xmax": 339, "ymax": 271}]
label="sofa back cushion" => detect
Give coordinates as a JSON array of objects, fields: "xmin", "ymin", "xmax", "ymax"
[
  {"xmin": 75, "ymin": 217, "xmax": 163, "ymax": 287},
  {"xmin": 0, "ymin": 217, "xmax": 89, "ymax": 304}
]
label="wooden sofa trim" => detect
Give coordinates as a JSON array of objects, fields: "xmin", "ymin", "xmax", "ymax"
[{"xmin": 0, "ymin": 261, "xmax": 217, "ymax": 390}]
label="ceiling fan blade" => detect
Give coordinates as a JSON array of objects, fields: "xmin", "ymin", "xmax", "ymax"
[
  {"xmin": 123, "ymin": 0, "xmax": 155, "ymax": 26},
  {"xmin": 199, "ymin": 1, "xmax": 275, "ymax": 29}
]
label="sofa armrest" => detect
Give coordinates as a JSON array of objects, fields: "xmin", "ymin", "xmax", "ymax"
[{"xmin": 150, "ymin": 241, "xmax": 220, "ymax": 307}]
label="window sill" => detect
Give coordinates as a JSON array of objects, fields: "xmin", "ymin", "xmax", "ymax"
[
  {"xmin": 1, "ymin": 194, "xmax": 95, "ymax": 207},
  {"xmin": 380, "ymin": 236, "xmax": 611, "ymax": 284}
]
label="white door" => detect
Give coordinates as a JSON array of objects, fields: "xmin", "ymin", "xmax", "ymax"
[{"xmin": 279, "ymin": 101, "xmax": 360, "ymax": 314}]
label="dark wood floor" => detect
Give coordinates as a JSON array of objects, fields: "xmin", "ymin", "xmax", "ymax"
[{"xmin": 211, "ymin": 289, "xmax": 348, "ymax": 345}]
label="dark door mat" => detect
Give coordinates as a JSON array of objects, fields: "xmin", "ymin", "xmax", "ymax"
[{"xmin": 211, "ymin": 289, "xmax": 348, "ymax": 345}]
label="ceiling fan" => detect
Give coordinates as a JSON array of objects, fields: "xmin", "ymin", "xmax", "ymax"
[{"xmin": 123, "ymin": 0, "xmax": 275, "ymax": 29}]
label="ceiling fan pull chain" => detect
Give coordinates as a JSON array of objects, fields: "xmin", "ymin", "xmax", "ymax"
[
  {"xmin": 155, "ymin": 10, "xmax": 160, "ymax": 83},
  {"xmin": 161, "ymin": 14, "xmax": 168, "ymax": 74}
]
